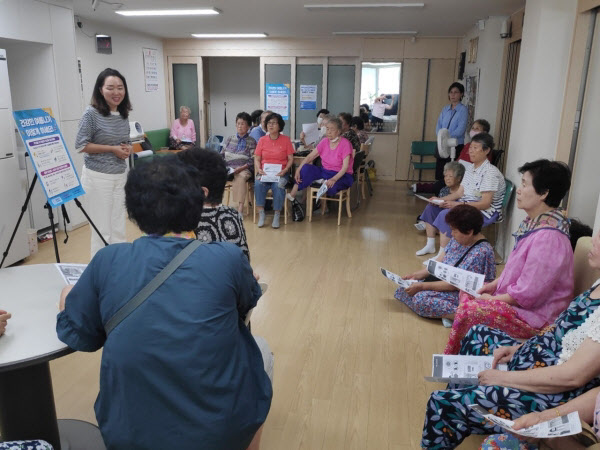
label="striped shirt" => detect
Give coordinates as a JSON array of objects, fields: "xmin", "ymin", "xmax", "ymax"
[
  {"xmin": 75, "ymin": 106, "xmax": 130, "ymax": 174},
  {"xmin": 221, "ymin": 133, "xmax": 256, "ymax": 169},
  {"xmin": 459, "ymin": 159, "xmax": 506, "ymax": 219}
]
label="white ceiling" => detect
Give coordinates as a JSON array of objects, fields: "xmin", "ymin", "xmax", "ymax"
[{"xmin": 72, "ymin": 0, "xmax": 525, "ymax": 39}]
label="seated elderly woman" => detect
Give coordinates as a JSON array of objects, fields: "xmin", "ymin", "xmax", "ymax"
[
  {"xmin": 177, "ymin": 147, "xmax": 250, "ymax": 261},
  {"xmin": 415, "ymin": 161, "xmax": 465, "ymax": 231},
  {"xmin": 395, "ymin": 205, "xmax": 495, "ymax": 320},
  {"xmin": 457, "ymin": 119, "xmax": 493, "ymax": 164},
  {"xmin": 416, "ymin": 133, "xmax": 505, "ymax": 256},
  {"xmin": 221, "ymin": 112, "xmax": 257, "ymax": 214},
  {"xmin": 254, "ymin": 112, "xmax": 295, "ymax": 229},
  {"xmin": 482, "ymin": 385, "xmax": 600, "ymax": 449},
  {"xmin": 286, "ymin": 117, "xmax": 354, "ymax": 219},
  {"xmin": 445, "ymin": 159, "xmax": 573, "ymax": 354},
  {"xmin": 339, "ymin": 112, "xmax": 361, "ymax": 156},
  {"xmin": 351, "ymin": 116, "xmax": 369, "ymax": 144},
  {"xmin": 169, "ymin": 105, "xmax": 196, "ymax": 149},
  {"xmin": 56, "ymin": 158, "xmax": 272, "ymax": 450},
  {"xmin": 421, "ymin": 232, "xmax": 600, "ymax": 449}
]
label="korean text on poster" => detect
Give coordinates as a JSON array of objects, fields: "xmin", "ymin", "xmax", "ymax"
[
  {"xmin": 143, "ymin": 48, "xmax": 159, "ymax": 92},
  {"xmin": 265, "ymin": 83, "xmax": 290, "ymax": 119},
  {"xmin": 299, "ymin": 85, "xmax": 317, "ymax": 110},
  {"xmin": 13, "ymin": 109, "xmax": 85, "ymax": 207}
]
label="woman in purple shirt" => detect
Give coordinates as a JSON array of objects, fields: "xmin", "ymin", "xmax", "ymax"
[{"xmin": 445, "ymin": 159, "xmax": 574, "ymax": 354}]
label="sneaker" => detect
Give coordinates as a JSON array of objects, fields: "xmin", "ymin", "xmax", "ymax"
[
  {"xmin": 272, "ymin": 213, "xmax": 281, "ymax": 229},
  {"xmin": 414, "ymin": 221, "xmax": 426, "ymax": 231},
  {"xmin": 291, "ymin": 199, "xmax": 305, "ymax": 222},
  {"xmin": 257, "ymin": 211, "xmax": 266, "ymax": 228}
]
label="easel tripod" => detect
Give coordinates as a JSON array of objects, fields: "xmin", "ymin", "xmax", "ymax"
[{"xmin": 0, "ymin": 174, "xmax": 108, "ymax": 268}]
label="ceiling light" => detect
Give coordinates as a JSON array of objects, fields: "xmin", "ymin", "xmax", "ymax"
[
  {"xmin": 305, "ymin": 3, "xmax": 424, "ymax": 10},
  {"xmin": 191, "ymin": 33, "xmax": 268, "ymax": 38},
  {"xmin": 333, "ymin": 31, "xmax": 418, "ymax": 35},
  {"xmin": 116, "ymin": 8, "xmax": 220, "ymax": 17},
  {"xmin": 95, "ymin": 34, "xmax": 110, "ymax": 38}
]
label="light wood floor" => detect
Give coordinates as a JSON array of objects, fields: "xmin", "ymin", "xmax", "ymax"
[{"xmin": 22, "ymin": 180, "xmax": 486, "ymax": 449}]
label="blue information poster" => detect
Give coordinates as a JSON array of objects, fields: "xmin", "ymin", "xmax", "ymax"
[
  {"xmin": 299, "ymin": 85, "xmax": 317, "ymax": 110},
  {"xmin": 265, "ymin": 83, "xmax": 290, "ymax": 120},
  {"xmin": 13, "ymin": 108, "xmax": 85, "ymax": 207}
]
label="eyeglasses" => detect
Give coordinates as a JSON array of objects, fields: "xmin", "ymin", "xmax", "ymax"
[{"xmin": 267, "ymin": 121, "xmax": 279, "ymax": 126}]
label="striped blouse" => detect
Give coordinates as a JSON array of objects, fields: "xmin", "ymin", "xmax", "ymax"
[
  {"xmin": 75, "ymin": 106, "xmax": 130, "ymax": 174},
  {"xmin": 459, "ymin": 159, "xmax": 506, "ymax": 219}
]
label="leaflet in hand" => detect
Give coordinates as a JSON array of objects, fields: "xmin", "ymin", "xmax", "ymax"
[
  {"xmin": 469, "ymin": 404, "xmax": 582, "ymax": 438},
  {"xmin": 260, "ymin": 163, "xmax": 282, "ymax": 183},
  {"xmin": 426, "ymin": 260, "xmax": 484, "ymax": 297},
  {"xmin": 380, "ymin": 268, "xmax": 419, "ymax": 289},
  {"xmin": 316, "ymin": 183, "xmax": 328, "ymax": 202},
  {"xmin": 302, "ymin": 122, "xmax": 320, "ymax": 145},
  {"xmin": 415, "ymin": 194, "xmax": 444, "ymax": 205},
  {"xmin": 56, "ymin": 263, "xmax": 87, "ymax": 285},
  {"xmin": 227, "ymin": 167, "xmax": 235, "ymax": 175},
  {"xmin": 424, "ymin": 354, "xmax": 508, "ymax": 385}
]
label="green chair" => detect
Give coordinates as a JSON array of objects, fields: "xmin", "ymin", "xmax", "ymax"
[
  {"xmin": 407, "ymin": 141, "xmax": 437, "ymax": 182},
  {"xmin": 145, "ymin": 128, "xmax": 170, "ymax": 151},
  {"xmin": 492, "ymin": 178, "xmax": 516, "ymax": 262}
]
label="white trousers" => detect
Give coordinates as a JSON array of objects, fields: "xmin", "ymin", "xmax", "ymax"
[{"xmin": 81, "ymin": 166, "xmax": 127, "ymax": 259}]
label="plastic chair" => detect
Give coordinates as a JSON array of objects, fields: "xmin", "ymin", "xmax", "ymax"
[
  {"xmin": 407, "ymin": 141, "xmax": 437, "ymax": 183},
  {"xmin": 223, "ymin": 177, "xmax": 254, "ymax": 215}
]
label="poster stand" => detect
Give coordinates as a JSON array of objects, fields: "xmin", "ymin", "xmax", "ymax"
[{"xmin": 0, "ymin": 174, "xmax": 107, "ymax": 268}]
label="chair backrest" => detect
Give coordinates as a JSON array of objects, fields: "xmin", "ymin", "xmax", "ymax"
[
  {"xmin": 353, "ymin": 150, "xmax": 366, "ymax": 174},
  {"xmin": 411, "ymin": 141, "xmax": 437, "ymax": 156},
  {"xmin": 502, "ymin": 178, "xmax": 515, "ymax": 211},
  {"xmin": 491, "ymin": 149, "xmax": 504, "ymax": 167},
  {"xmin": 574, "ymin": 237, "xmax": 600, "ymax": 296}
]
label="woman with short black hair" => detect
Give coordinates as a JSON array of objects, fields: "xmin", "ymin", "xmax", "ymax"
[
  {"xmin": 254, "ymin": 112, "xmax": 294, "ymax": 228},
  {"xmin": 56, "ymin": 157, "xmax": 272, "ymax": 450},
  {"xmin": 444, "ymin": 159, "xmax": 574, "ymax": 354},
  {"xmin": 351, "ymin": 116, "xmax": 369, "ymax": 144},
  {"xmin": 178, "ymin": 147, "xmax": 251, "ymax": 261},
  {"xmin": 221, "ymin": 111, "xmax": 256, "ymax": 213},
  {"xmin": 395, "ymin": 204, "xmax": 495, "ymax": 320}
]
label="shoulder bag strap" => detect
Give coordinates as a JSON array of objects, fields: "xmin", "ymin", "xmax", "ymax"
[
  {"xmin": 446, "ymin": 109, "xmax": 458, "ymax": 129},
  {"xmin": 104, "ymin": 239, "xmax": 202, "ymax": 336},
  {"xmin": 453, "ymin": 239, "xmax": 487, "ymax": 268}
]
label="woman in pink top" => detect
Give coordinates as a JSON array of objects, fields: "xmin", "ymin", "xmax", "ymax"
[
  {"xmin": 445, "ymin": 159, "xmax": 573, "ymax": 354},
  {"xmin": 286, "ymin": 117, "xmax": 354, "ymax": 219},
  {"xmin": 169, "ymin": 105, "xmax": 196, "ymax": 149}
]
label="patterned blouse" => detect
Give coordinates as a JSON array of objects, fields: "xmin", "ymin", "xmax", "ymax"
[{"xmin": 195, "ymin": 205, "xmax": 250, "ymax": 261}]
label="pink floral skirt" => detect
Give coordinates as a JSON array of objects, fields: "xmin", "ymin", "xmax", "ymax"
[{"xmin": 444, "ymin": 292, "xmax": 541, "ymax": 354}]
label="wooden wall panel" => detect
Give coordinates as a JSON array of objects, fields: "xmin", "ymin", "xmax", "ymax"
[
  {"xmin": 395, "ymin": 59, "xmax": 428, "ymax": 180},
  {"xmin": 424, "ymin": 59, "xmax": 457, "ymax": 141}
]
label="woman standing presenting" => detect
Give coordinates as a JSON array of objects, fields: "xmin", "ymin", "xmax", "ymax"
[
  {"xmin": 75, "ymin": 68, "xmax": 132, "ymax": 258},
  {"xmin": 433, "ymin": 82, "xmax": 468, "ymax": 194}
]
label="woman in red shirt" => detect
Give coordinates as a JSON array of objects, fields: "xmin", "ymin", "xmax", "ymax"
[
  {"xmin": 254, "ymin": 113, "xmax": 294, "ymax": 229},
  {"xmin": 457, "ymin": 119, "xmax": 492, "ymax": 164}
]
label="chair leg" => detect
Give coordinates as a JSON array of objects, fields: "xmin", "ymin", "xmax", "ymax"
[
  {"xmin": 284, "ymin": 195, "xmax": 288, "ymax": 225},
  {"xmin": 321, "ymin": 198, "xmax": 326, "ymax": 216},
  {"xmin": 361, "ymin": 174, "xmax": 366, "ymax": 200},
  {"xmin": 346, "ymin": 190, "xmax": 352, "ymax": 218},
  {"xmin": 308, "ymin": 189, "xmax": 313, "ymax": 222},
  {"xmin": 338, "ymin": 195, "xmax": 342, "ymax": 226},
  {"xmin": 253, "ymin": 191, "xmax": 256, "ymax": 223}
]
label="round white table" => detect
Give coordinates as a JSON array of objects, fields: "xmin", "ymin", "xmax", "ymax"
[{"xmin": 0, "ymin": 264, "xmax": 105, "ymax": 450}]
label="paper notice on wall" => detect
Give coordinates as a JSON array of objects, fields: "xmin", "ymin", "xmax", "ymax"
[
  {"xmin": 143, "ymin": 48, "xmax": 159, "ymax": 92},
  {"xmin": 299, "ymin": 85, "xmax": 317, "ymax": 110},
  {"xmin": 265, "ymin": 84, "xmax": 290, "ymax": 119},
  {"xmin": 426, "ymin": 260, "xmax": 484, "ymax": 297},
  {"xmin": 469, "ymin": 405, "xmax": 582, "ymax": 438}
]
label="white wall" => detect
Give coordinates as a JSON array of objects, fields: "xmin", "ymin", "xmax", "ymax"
[
  {"xmin": 568, "ymin": 12, "xmax": 600, "ymax": 228},
  {"xmin": 75, "ymin": 18, "xmax": 167, "ymax": 131},
  {"xmin": 500, "ymin": 0, "xmax": 578, "ymax": 255},
  {"xmin": 207, "ymin": 57, "xmax": 260, "ymax": 139},
  {"xmin": 461, "ymin": 16, "xmax": 508, "ymax": 136}
]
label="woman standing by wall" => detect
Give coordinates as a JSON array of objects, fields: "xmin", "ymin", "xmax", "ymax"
[{"xmin": 75, "ymin": 68, "xmax": 132, "ymax": 258}]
